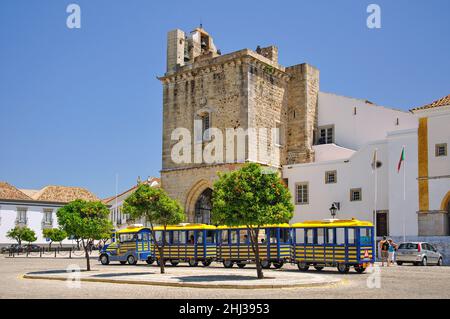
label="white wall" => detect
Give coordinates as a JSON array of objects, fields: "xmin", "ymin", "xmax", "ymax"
[
  {"xmin": 0, "ymin": 204, "xmax": 67, "ymax": 245},
  {"xmin": 427, "ymin": 111, "xmax": 450, "ymax": 178},
  {"xmin": 283, "ymin": 129, "xmax": 419, "ymax": 236},
  {"xmin": 318, "ymin": 92, "xmax": 418, "ymax": 151},
  {"xmin": 283, "ymin": 140, "xmax": 389, "ymax": 225},
  {"xmin": 386, "ymin": 129, "xmax": 419, "ymax": 236}
]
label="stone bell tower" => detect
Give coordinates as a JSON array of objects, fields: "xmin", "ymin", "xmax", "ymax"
[{"xmin": 159, "ymin": 27, "xmax": 319, "ymax": 223}]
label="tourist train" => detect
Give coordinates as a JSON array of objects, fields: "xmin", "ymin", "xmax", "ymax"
[{"xmin": 99, "ymin": 218, "xmax": 375, "ymax": 274}]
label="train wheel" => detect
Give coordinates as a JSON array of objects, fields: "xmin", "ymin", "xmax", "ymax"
[
  {"xmin": 202, "ymin": 259, "xmax": 212, "ymax": 267},
  {"xmin": 314, "ymin": 265, "xmax": 324, "ymax": 271},
  {"xmin": 297, "ymin": 262, "xmax": 309, "ymax": 272},
  {"xmin": 354, "ymin": 265, "xmax": 366, "ymax": 274},
  {"xmin": 100, "ymin": 254, "xmax": 109, "ymax": 265},
  {"xmin": 273, "ymin": 261, "xmax": 284, "ymax": 269},
  {"xmin": 170, "ymin": 260, "xmax": 179, "ymax": 266},
  {"xmin": 337, "ymin": 263, "xmax": 350, "ymax": 274},
  {"xmin": 261, "ymin": 260, "xmax": 271, "ymax": 269},
  {"xmin": 188, "ymin": 259, "xmax": 198, "ymax": 267},
  {"xmin": 119, "ymin": 261, "xmax": 127, "ymax": 265},
  {"xmin": 237, "ymin": 262, "xmax": 246, "ymax": 268},
  {"xmin": 127, "ymin": 255, "xmax": 137, "ymax": 265},
  {"xmin": 146, "ymin": 257, "xmax": 155, "ymax": 265},
  {"xmin": 223, "ymin": 260, "xmax": 234, "ymax": 268}
]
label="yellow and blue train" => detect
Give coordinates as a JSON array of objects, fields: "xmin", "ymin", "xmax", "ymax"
[{"xmin": 99, "ymin": 218, "xmax": 375, "ymax": 274}]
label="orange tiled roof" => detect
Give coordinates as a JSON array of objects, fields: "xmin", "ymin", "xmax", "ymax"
[
  {"xmin": 411, "ymin": 94, "xmax": 450, "ymax": 111},
  {"xmin": 31, "ymin": 185, "xmax": 99, "ymax": 203},
  {"xmin": 0, "ymin": 182, "xmax": 99, "ymax": 203},
  {"xmin": 0, "ymin": 182, "xmax": 32, "ymax": 201}
]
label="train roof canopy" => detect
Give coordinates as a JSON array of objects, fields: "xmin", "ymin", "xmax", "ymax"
[{"xmin": 291, "ymin": 218, "xmax": 373, "ymax": 228}]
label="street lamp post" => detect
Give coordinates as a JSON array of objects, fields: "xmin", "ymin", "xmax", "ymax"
[{"xmin": 329, "ymin": 203, "xmax": 337, "ymax": 219}]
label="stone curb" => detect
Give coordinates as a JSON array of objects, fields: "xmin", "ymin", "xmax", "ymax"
[{"xmin": 22, "ymin": 274, "xmax": 341, "ymax": 290}]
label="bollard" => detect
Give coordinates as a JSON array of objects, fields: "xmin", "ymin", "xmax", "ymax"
[
  {"xmin": 54, "ymin": 249, "xmax": 57, "ymax": 258},
  {"xmin": 26, "ymin": 249, "xmax": 29, "ymax": 258},
  {"xmin": 40, "ymin": 248, "xmax": 42, "ymax": 258},
  {"xmin": 69, "ymin": 248, "xmax": 72, "ymax": 259}
]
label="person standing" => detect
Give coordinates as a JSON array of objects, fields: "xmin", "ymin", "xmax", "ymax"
[
  {"xmin": 388, "ymin": 239, "xmax": 397, "ymax": 266},
  {"xmin": 380, "ymin": 236, "xmax": 389, "ymax": 267}
]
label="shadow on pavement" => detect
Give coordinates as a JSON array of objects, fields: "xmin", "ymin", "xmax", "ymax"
[
  {"xmin": 178, "ymin": 275, "xmax": 275, "ymax": 282},
  {"xmin": 92, "ymin": 272, "xmax": 155, "ymax": 278}
]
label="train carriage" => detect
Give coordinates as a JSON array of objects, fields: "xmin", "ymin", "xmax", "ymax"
[
  {"xmin": 151, "ymin": 224, "xmax": 216, "ymax": 267},
  {"xmin": 291, "ymin": 218, "xmax": 375, "ymax": 273},
  {"xmin": 216, "ymin": 225, "xmax": 291, "ymax": 269},
  {"xmin": 99, "ymin": 226, "xmax": 152, "ymax": 265}
]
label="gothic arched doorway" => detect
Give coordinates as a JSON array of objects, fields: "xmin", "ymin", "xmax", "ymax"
[{"xmin": 194, "ymin": 188, "xmax": 212, "ymax": 224}]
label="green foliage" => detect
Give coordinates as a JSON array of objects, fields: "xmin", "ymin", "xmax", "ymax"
[
  {"xmin": 123, "ymin": 184, "xmax": 184, "ymax": 227},
  {"xmin": 212, "ymin": 163, "xmax": 294, "ymax": 227},
  {"xmin": 57, "ymin": 199, "xmax": 112, "ymax": 270},
  {"xmin": 57, "ymin": 199, "xmax": 112, "ymax": 243},
  {"xmin": 42, "ymin": 228, "xmax": 67, "ymax": 244},
  {"xmin": 6, "ymin": 226, "xmax": 37, "ymax": 245}
]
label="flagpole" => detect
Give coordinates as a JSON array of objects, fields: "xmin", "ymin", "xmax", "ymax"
[
  {"xmin": 402, "ymin": 145, "xmax": 406, "ymax": 242},
  {"xmin": 373, "ymin": 148, "xmax": 378, "ymax": 260}
]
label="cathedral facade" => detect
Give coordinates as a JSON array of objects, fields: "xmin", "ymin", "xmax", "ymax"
[{"xmin": 158, "ymin": 27, "xmax": 319, "ymax": 223}]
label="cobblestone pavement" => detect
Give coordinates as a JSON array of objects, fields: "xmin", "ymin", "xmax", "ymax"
[{"xmin": 1, "ymin": 256, "xmax": 450, "ymax": 299}]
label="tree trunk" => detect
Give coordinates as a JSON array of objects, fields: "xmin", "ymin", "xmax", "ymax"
[
  {"xmin": 82, "ymin": 239, "xmax": 91, "ymax": 271},
  {"xmin": 248, "ymin": 226, "xmax": 264, "ymax": 279},
  {"xmin": 150, "ymin": 223, "xmax": 165, "ymax": 274}
]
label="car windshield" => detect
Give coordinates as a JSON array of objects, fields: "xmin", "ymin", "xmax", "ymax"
[{"xmin": 398, "ymin": 243, "xmax": 418, "ymax": 249}]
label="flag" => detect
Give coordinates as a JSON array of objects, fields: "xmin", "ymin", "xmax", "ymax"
[
  {"xmin": 371, "ymin": 149, "xmax": 377, "ymax": 171},
  {"xmin": 397, "ymin": 147, "xmax": 405, "ymax": 173}
]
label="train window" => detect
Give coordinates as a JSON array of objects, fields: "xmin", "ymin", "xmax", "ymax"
[
  {"xmin": 258, "ymin": 230, "xmax": 267, "ymax": 244},
  {"xmin": 239, "ymin": 230, "xmax": 249, "ymax": 244},
  {"xmin": 154, "ymin": 231, "xmax": 162, "ymax": 243},
  {"xmin": 206, "ymin": 230, "xmax": 215, "ymax": 243},
  {"xmin": 359, "ymin": 228, "xmax": 372, "ymax": 245},
  {"xmin": 295, "ymin": 229, "xmax": 304, "ymax": 244},
  {"xmin": 305, "ymin": 229, "xmax": 313, "ymax": 244},
  {"xmin": 119, "ymin": 233, "xmax": 136, "ymax": 243},
  {"xmin": 269, "ymin": 228, "xmax": 277, "ymax": 243},
  {"xmin": 221, "ymin": 230, "xmax": 229, "ymax": 244},
  {"xmin": 317, "ymin": 228, "xmax": 324, "ymax": 244},
  {"xmin": 197, "ymin": 231, "xmax": 204, "ymax": 244},
  {"xmin": 347, "ymin": 228, "xmax": 356, "ymax": 244},
  {"xmin": 280, "ymin": 229, "xmax": 290, "ymax": 243},
  {"xmin": 336, "ymin": 228, "xmax": 345, "ymax": 245},
  {"xmin": 230, "ymin": 231, "xmax": 238, "ymax": 244},
  {"xmin": 172, "ymin": 231, "xmax": 181, "ymax": 244},
  {"xmin": 326, "ymin": 228, "xmax": 334, "ymax": 244},
  {"xmin": 187, "ymin": 231, "xmax": 195, "ymax": 244}
]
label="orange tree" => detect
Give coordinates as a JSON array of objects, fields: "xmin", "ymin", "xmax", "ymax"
[
  {"xmin": 57, "ymin": 200, "xmax": 112, "ymax": 271},
  {"xmin": 123, "ymin": 184, "xmax": 184, "ymax": 274},
  {"xmin": 211, "ymin": 163, "xmax": 294, "ymax": 279}
]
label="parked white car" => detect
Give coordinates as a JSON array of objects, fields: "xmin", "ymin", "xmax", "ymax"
[{"xmin": 396, "ymin": 242, "xmax": 443, "ymax": 266}]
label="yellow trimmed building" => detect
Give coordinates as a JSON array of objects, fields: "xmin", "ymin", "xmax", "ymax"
[{"xmin": 411, "ymin": 94, "xmax": 450, "ymax": 236}]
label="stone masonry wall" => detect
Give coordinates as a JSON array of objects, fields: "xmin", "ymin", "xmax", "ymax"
[{"xmin": 285, "ymin": 63, "xmax": 320, "ymax": 164}]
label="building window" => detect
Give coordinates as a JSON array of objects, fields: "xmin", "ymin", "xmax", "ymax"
[
  {"xmin": 316, "ymin": 125, "xmax": 334, "ymax": 145},
  {"xmin": 325, "ymin": 170, "xmax": 337, "ymax": 184},
  {"xmin": 435, "ymin": 143, "xmax": 447, "ymax": 157},
  {"xmin": 350, "ymin": 188, "xmax": 362, "ymax": 201},
  {"xmin": 42, "ymin": 209, "xmax": 53, "ymax": 227},
  {"xmin": 275, "ymin": 121, "xmax": 284, "ymax": 146},
  {"xmin": 16, "ymin": 208, "xmax": 27, "ymax": 225},
  {"xmin": 202, "ymin": 113, "xmax": 211, "ymax": 141},
  {"xmin": 295, "ymin": 182, "xmax": 309, "ymax": 205}
]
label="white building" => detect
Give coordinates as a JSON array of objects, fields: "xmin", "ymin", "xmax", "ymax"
[
  {"xmin": 283, "ymin": 92, "xmax": 449, "ymax": 239},
  {"xmin": 0, "ymin": 182, "xmax": 99, "ymax": 246},
  {"xmin": 103, "ymin": 177, "xmax": 160, "ymax": 229}
]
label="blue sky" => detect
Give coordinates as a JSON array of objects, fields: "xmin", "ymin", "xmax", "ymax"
[{"xmin": 0, "ymin": 0, "xmax": 449, "ymax": 199}]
